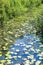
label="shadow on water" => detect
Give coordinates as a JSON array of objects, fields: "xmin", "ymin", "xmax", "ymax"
[{"xmin": 0, "ymin": 33, "xmax": 43, "ymax": 65}]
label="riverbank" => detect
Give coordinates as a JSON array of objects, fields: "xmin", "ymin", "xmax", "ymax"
[{"xmin": 0, "ymin": 10, "xmax": 43, "ymax": 50}]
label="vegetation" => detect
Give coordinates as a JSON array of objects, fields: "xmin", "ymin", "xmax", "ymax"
[{"xmin": 0, "ymin": 0, "xmax": 43, "ymax": 49}]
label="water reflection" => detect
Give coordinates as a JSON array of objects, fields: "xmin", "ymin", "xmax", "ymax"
[{"xmin": 0, "ymin": 34, "xmax": 43, "ymax": 65}]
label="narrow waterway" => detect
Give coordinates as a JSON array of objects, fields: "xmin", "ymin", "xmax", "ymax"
[{"xmin": 0, "ymin": 33, "xmax": 43, "ymax": 65}]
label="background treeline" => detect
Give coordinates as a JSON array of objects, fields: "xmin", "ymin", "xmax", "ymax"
[{"xmin": 0, "ymin": 0, "xmax": 43, "ymax": 20}]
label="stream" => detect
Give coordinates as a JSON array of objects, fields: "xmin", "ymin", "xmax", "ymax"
[{"xmin": 0, "ymin": 33, "xmax": 43, "ymax": 65}]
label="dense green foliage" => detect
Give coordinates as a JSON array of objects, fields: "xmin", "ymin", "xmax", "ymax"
[
  {"xmin": 0, "ymin": 0, "xmax": 43, "ymax": 49},
  {"xmin": 0, "ymin": 0, "xmax": 43, "ymax": 19}
]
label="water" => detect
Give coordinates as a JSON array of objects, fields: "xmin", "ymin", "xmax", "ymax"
[{"xmin": 0, "ymin": 34, "xmax": 43, "ymax": 65}]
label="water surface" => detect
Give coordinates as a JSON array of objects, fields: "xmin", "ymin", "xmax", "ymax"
[{"xmin": 0, "ymin": 34, "xmax": 43, "ymax": 65}]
